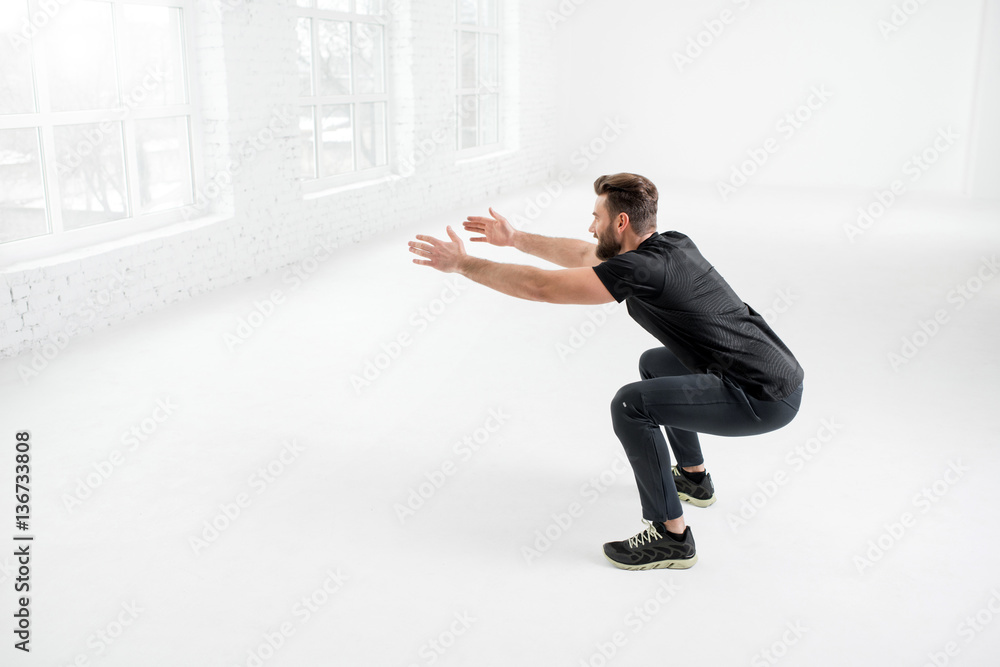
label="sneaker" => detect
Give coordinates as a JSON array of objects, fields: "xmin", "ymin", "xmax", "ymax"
[
  {"xmin": 672, "ymin": 466, "xmax": 716, "ymax": 507},
  {"xmin": 602, "ymin": 520, "xmax": 698, "ymax": 570}
]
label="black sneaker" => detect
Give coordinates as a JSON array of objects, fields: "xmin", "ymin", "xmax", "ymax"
[
  {"xmin": 672, "ymin": 466, "xmax": 716, "ymax": 508},
  {"xmin": 603, "ymin": 521, "xmax": 698, "ymax": 570}
]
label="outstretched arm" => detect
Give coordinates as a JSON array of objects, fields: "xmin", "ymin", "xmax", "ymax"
[
  {"xmin": 463, "ymin": 208, "xmax": 599, "ymax": 268},
  {"xmin": 512, "ymin": 230, "xmax": 599, "ymax": 269},
  {"xmin": 409, "ymin": 227, "xmax": 613, "ymax": 305}
]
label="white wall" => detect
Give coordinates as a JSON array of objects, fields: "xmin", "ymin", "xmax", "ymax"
[
  {"xmin": 0, "ymin": 0, "xmax": 559, "ymax": 359},
  {"xmin": 4, "ymin": 0, "xmax": 997, "ymax": 359},
  {"xmin": 969, "ymin": 0, "xmax": 1000, "ymax": 198},
  {"xmin": 551, "ymin": 0, "xmax": 993, "ymax": 199}
]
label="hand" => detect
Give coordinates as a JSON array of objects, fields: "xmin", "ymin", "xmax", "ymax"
[
  {"xmin": 463, "ymin": 207, "xmax": 517, "ymax": 247},
  {"xmin": 408, "ymin": 226, "xmax": 467, "ymax": 273}
]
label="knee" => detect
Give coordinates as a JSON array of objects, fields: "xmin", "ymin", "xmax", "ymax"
[{"xmin": 611, "ymin": 383, "xmax": 644, "ymax": 422}]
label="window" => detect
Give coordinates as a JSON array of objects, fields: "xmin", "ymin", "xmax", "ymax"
[
  {"xmin": 0, "ymin": 0, "xmax": 196, "ymax": 246},
  {"xmin": 456, "ymin": 0, "xmax": 499, "ymax": 153},
  {"xmin": 295, "ymin": 0, "xmax": 389, "ymax": 188}
]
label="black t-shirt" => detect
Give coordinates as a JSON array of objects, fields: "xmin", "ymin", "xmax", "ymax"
[{"xmin": 592, "ymin": 231, "xmax": 804, "ymax": 401}]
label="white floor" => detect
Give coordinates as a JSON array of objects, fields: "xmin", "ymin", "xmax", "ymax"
[{"xmin": 2, "ymin": 183, "xmax": 1000, "ymax": 667}]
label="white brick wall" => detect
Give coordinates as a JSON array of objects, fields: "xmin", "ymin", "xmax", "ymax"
[{"xmin": 0, "ymin": 0, "xmax": 558, "ymax": 358}]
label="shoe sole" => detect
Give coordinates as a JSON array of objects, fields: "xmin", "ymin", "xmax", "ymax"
[
  {"xmin": 604, "ymin": 553, "xmax": 699, "ymax": 570},
  {"xmin": 677, "ymin": 492, "xmax": 716, "ymax": 508}
]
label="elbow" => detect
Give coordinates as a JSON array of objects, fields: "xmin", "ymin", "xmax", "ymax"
[{"xmin": 526, "ymin": 272, "xmax": 553, "ymax": 302}]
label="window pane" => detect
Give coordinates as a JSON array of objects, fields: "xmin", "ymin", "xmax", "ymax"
[
  {"xmin": 297, "ymin": 18, "xmax": 313, "ymax": 96},
  {"xmin": 354, "ymin": 23, "xmax": 384, "ymax": 95},
  {"xmin": 0, "ymin": 128, "xmax": 48, "ymax": 243},
  {"xmin": 45, "ymin": 1, "xmax": 119, "ymax": 112},
  {"xmin": 120, "ymin": 5, "xmax": 186, "ymax": 107},
  {"xmin": 54, "ymin": 123, "xmax": 128, "ymax": 229},
  {"xmin": 318, "ymin": 0, "xmax": 351, "ymax": 11},
  {"xmin": 481, "ymin": 94, "xmax": 498, "ymax": 145},
  {"xmin": 0, "ymin": 0, "xmax": 36, "ymax": 115},
  {"xmin": 356, "ymin": 102, "xmax": 386, "ymax": 170},
  {"xmin": 356, "ymin": 0, "xmax": 383, "ymax": 14},
  {"xmin": 479, "ymin": 33, "xmax": 497, "ymax": 89},
  {"xmin": 481, "ymin": 0, "xmax": 498, "ymax": 27},
  {"xmin": 136, "ymin": 117, "xmax": 193, "ymax": 213},
  {"xmin": 317, "ymin": 21, "xmax": 351, "ymax": 96},
  {"xmin": 299, "ymin": 106, "xmax": 317, "ymax": 179},
  {"xmin": 320, "ymin": 104, "xmax": 353, "ymax": 176},
  {"xmin": 459, "ymin": 95, "xmax": 478, "ymax": 149},
  {"xmin": 459, "ymin": 31, "xmax": 477, "ymax": 89},
  {"xmin": 458, "ymin": 0, "xmax": 477, "ymax": 24}
]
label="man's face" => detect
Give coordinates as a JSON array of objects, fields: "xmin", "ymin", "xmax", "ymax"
[{"xmin": 589, "ymin": 195, "xmax": 621, "ymax": 261}]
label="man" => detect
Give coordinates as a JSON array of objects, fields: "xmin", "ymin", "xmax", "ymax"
[{"xmin": 408, "ymin": 173, "xmax": 804, "ymax": 570}]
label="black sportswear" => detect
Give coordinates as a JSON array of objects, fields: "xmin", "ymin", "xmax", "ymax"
[{"xmin": 593, "ymin": 231, "xmax": 804, "ymax": 401}]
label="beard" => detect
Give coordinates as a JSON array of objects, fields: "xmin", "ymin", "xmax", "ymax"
[{"xmin": 595, "ymin": 226, "xmax": 621, "ymax": 261}]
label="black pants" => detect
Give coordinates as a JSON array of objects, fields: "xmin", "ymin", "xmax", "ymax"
[{"xmin": 610, "ymin": 347, "xmax": 803, "ymax": 522}]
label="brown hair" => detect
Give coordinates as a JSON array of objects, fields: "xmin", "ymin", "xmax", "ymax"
[{"xmin": 593, "ymin": 173, "xmax": 658, "ymax": 235}]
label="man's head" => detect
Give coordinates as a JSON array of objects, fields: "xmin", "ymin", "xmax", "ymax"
[{"xmin": 589, "ymin": 173, "xmax": 658, "ymax": 261}]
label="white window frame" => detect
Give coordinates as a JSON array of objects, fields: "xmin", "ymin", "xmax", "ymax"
[
  {"xmin": 454, "ymin": 0, "xmax": 501, "ymax": 159},
  {"xmin": 294, "ymin": 2, "xmax": 391, "ymax": 194},
  {"xmin": 0, "ymin": 0, "xmax": 204, "ymax": 263}
]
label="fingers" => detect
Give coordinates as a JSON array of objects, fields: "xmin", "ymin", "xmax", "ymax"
[
  {"xmin": 409, "ymin": 226, "xmax": 462, "ymax": 264},
  {"xmin": 469, "ymin": 210, "xmax": 506, "ymax": 224},
  {"xmin": 409, "ymin": 243, "xmax": 436, "ymax": 270},
  {"xmin": 414, "ymin": 234, "xmax": 442, "ymax": 246},
  {"xmin": 408, "ymin": 241, "xmax": 434, "ymax": 254}
]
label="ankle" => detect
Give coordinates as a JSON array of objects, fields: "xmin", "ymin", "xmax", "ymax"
[
  {"xmin": 678, "ymin": 466, "xmax": 707, "ymax": 484},
  {"xmin": 662, "ymin": 518, "xmax": 686, "ymax": 535},
  {"xmin": 682, "ymin": 464, "xmax": 706, "ymax": 473}
]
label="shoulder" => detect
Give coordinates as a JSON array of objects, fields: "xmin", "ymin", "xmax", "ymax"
[
  {"xmin": 629, "ymin": 230, "xmax": 694, "ymax": 261},
  {"xmin": 655, "ymin": 230, "xmax": 693, "ymax": 246}
]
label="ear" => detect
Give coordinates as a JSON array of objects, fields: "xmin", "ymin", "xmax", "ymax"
[{"xmin": 617, "ymin": 212, "xmax": 630, "ymax": 233}]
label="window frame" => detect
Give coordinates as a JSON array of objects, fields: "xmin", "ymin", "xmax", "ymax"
[
  {"xmin": 454, "ymin": 0, "xmax": 501, "ymax": 159},
  {"xmin": 0, "ymin": 0, "xmax": 204, "ymax": 260},
  {"xmin": 293, "ymin": 2, "xmax": 391, "ymax": 194}
]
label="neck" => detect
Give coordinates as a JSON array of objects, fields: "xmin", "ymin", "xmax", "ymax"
[{"xmin": 621, "ymin": 230, "xmax": 655, "ymax": 254}]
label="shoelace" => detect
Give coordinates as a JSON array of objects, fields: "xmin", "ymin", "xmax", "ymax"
[{"xmin": 627, "ymin": 520, "xmax": 662, "ymax": 548}]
